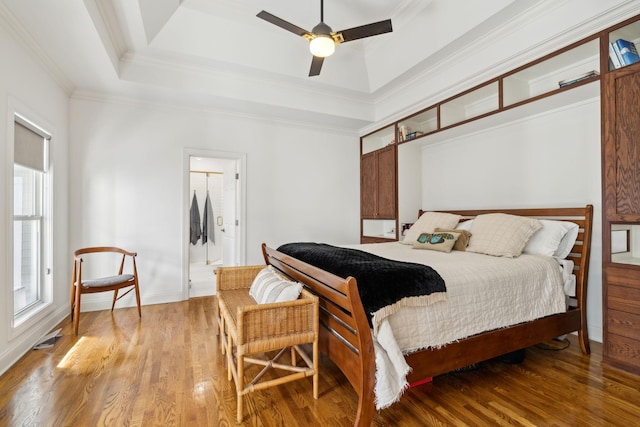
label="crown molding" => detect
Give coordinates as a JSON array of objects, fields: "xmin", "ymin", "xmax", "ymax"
[
  {"xmin": 119, "ymin": 49, "xmax": 377, "ymax": 120},
  {"xmin": 85, "ymin": 0, "xmax": 128, "ymax": 73},
  {"xmin": 71, "ymin": 88, "xmax": 367, "ymax": 135},
  {"xmin": 0, "ymin": 2, "xmax": 75, "ymax": 94}
]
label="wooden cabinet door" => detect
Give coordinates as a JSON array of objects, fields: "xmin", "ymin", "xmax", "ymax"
[
  {"xmin": 376, "ymin": 145, "xmax": 397, "ymax": 219},
  {"xmin": 360, "ymin": 152, "xmax": 377, "ymax": 218},
  {"xmin": 603, "ymin": 68, "xmax": 640, "ymax": 221},
  {"xmin": 360, "ymin": 146, "xmax": 397, "ymax": 219}
]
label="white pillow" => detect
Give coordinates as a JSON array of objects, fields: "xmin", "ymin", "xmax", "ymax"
[
  {"xmin": 401, "ymin": 211, "xmax": 461, "ymax": 245},
  {"xmin": 524, "ymin": 220, "xmax": 578, "ymax": 257},
  {"xmin": 467, "ymin": 213, "xmax": 542, "ymax": 258},
  {"xmin": 249, "ymin": 266, "xmax": 302, "ymax": 304},
  {"xmin": 554, "ymin": 222, "xmax": 579, "ymax": 258},
  {"xmin": 455, "ymin": 219, "xmax": 474, "ymax": 231}
]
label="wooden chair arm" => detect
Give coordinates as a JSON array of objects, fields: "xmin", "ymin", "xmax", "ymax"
[{"xmin": 216, "ymin": 265, "xmax": 265, "ymax": 292}]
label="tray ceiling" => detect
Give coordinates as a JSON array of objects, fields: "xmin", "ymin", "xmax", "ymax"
[{"xmin": 2, "ymin": 0, "xmax": 542, "ymax": 127}]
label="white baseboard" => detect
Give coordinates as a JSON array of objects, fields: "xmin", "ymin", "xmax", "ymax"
[{"xmin": 0, "ymin": 305, "xmax": 69, "ymax": 377}]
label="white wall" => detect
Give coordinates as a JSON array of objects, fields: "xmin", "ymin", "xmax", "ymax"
[
  {"xmin": 0, "ymin": 22, "xmax": 70, "ymax": 375},
  {"xmin": 69, "ymin": 98, "xmax": 360, "ymax": 310},
  {"xmin": 415, "ymin": 97, "xmax": 603, "ymax": 342}
]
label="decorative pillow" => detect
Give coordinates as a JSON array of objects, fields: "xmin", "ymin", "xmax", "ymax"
[
  {"xmin": 249, "ymin": 266, "xmax": 302, "ymax": 304},
  {"xmin": 435, "ymin": 228, "xmax": 472, "ymax": 251},
  {"xmin": 401, "ymin": 211, "xmax": 461, "ymax": 245},
  {"xmin": 455, "ymin": 219, "xmax": 474, "ymax": 231},
  {"xmin": 554, "ymin": 222, "xmax": 579, "ymax": 258},
  {"xmin": 523, "ymin": 220, "xmax": 579, "ymax": 257},
  {"xmin": 413, "ymin": 231, "xmax": 460, "ymax": 253},
  {"xmin": 466, "ymin": 213, "xmax": 542, "ymax": 258}
]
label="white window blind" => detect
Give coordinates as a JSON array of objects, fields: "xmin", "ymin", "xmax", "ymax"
[{"xmin": 14, "ymin": 121, "xmax": 49, "ymax": 172}]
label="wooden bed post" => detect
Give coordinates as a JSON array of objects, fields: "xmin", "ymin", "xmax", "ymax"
[
  {"xmin": 344, "ymin": 278, "xmax": 376, "ymax": 427},
  {"xmin": 576, "ymin": 204, "xmax": 593, "ymax": 355}
]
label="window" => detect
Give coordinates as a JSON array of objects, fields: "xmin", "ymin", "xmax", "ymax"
[{"xmin": 12, "ymin": 117, "xmax": 51, "ymax": 322}]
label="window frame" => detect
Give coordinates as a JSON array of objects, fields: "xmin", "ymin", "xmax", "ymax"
[{"xmin": 7, "ymin": 106, "xmax": 54, "ymax": 338}]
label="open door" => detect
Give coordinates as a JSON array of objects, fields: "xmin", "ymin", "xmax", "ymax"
[
  {"xmin": 222, "ymin": 160, "xmax": 239, "ymax": 267},
  {"xmin": 184, "ymin": 149, "xmax": 245, "ymax": 299}
]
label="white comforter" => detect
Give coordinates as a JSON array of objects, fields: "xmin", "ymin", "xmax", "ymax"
[{"xmin": 346, "ymin": 242, "xmax": 567, "ymax": 409}]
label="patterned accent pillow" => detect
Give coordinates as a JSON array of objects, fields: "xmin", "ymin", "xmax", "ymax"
[
  {"xmin": 467, "ymin": 213, "xmax": 542, "ymax": 258},
  {"xmin": 401, "ymin": 211, "xmax": 461, "ymax": 245},
  {"xmin": 413, "ymin": 231, "xmax": 461, "ymax": 253},
  {"xmin": 435, "ymin": 228, "xmax": 472, "ymax": 251},
  {"xmin": 249, "ymin": 266, "xmax": 302, "ymax": 304}
]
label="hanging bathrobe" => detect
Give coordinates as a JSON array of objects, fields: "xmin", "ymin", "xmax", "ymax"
[
  {"xmin": 203, "ymin": 191, "xmax": 215, "ymax": 244},
  {"xmin": 190, "ymin": 192, "xmax": 202, "ymax": 245}
]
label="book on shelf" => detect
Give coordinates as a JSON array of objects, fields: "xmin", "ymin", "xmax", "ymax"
[
  {"xmin": 609, "ymin": 42, "xmax": 622, "ymax": 69},
  {"xmin": 611, "ymin": 38, "xmax": 640, "ymax": 67},
  {"xmin": 398, "ymin": 125, "xmax": 410, "ymax": 142},
  {"xmin": 558, "ymin": 70, "xmax": 599, "ymax": 88}
]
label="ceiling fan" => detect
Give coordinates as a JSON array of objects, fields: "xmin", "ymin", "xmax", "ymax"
[{"xmin": 257, "ymin": 0, "xmax": 393, "ymax": 77}]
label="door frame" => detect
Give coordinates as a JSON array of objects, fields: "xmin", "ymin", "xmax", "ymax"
[{"xmin": 182, "ymin": 148, "xmax": 246, "ymax": 299}]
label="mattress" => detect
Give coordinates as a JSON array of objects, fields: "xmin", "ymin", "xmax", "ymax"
[{"xmin": 346, "ymin": 242, "xmax": 567, "ymax": 409}]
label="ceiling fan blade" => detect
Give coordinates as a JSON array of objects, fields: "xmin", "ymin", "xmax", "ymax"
[
  {"xmin": 309, "ymin": 56, "xmax": 324, "ymax": 77},
  {"xmin": 257, "ymin": 10, "xmax": 311, "ymax": 37},
  {"xmin": 338, "ymin": 19, "xmax": 392, "ymax": 43}
]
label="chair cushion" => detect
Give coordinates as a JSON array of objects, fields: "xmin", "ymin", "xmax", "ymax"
[{"xmin": 82, "ymin": 274, "xmax": 134, "ymax": 288}]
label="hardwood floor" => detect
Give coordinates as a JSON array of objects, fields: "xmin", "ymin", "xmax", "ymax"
[{"xmin": 1, "ymin": 297, "xmax": 639, "ymax": 426}]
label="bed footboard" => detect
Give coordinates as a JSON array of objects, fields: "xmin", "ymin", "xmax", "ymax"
[{"xmin": 262, "ymin": 244, "xmax": 377, "ymax": 427}]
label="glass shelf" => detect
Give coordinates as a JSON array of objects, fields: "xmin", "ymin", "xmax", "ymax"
[
  {"xmin": 440, "ymin": 81, "xmax": 499, "ymax": 128},
  {"xmin": 362, "ymin": 125, "xmax": 396, "ymax": 155},
  {"xmin": 611, "ymin": 224, "xmax": 640, "ymax": 265},
  {"xmin": 398, "ymin": 107, "xmax": 437, "ymax": 142},
  {"xmin": 504, "ymin": 39, "xmax": 599, "ymax": 106},
  {"xmin": 362, "ymin": 219, "xmax": 396, "ymax": 239}
]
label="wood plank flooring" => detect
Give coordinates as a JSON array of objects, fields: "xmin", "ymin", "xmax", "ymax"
[{"xmin": 1, "ymin": 297, "xmax": 639, "ymax": 426}]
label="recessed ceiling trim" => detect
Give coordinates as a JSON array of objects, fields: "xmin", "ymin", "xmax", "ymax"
[
  {"xmin": 138, "ymin": 0, "xmax": 180, "ymax": 44},
  {"xmin": 0, "ymin": 1, "xmax": 74, "ymax": 93}
]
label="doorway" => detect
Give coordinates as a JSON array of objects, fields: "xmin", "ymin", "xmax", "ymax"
[{"xmin": 184, "ymin": 149, "xmax": 246, "ymax": 299}]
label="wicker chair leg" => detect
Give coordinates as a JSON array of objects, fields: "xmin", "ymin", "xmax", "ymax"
[
  {"xmin": 313, "ymin": 340, "xmax": 319, "ymax": 399},
  {"xmin": 219, "ymin": 306, "xmax": 226, "ymax": 355},
  {"xmin": 237, "ymin": 353, "xmax": 244, "ymax": 423},
  {"xmin": 227, "ymin": 334, "xmax": 233, "ymax": 382}
]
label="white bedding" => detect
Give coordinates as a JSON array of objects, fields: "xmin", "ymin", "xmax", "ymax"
[{"xmin": 345, "ymin": 242, "xmax": 567, "ymax": 409}]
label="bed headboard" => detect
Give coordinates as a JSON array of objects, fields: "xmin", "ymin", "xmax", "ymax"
[{"xmin": 418, "ymin": 205, "xmax": 594, "ymax": 308}]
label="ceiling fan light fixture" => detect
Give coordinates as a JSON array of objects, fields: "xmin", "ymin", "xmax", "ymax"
[{"xmin": 309, "ymin": 34, "xmax": 335, "ymax": 57}]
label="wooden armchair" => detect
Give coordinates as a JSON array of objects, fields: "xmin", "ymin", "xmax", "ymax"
[
  {"xmin": 216, "ymin": 265, "xmax": 319, "ymax": 423},
  {"xmin": 70, "ymin": 247, "xmax": 141, "ymax": 335}
]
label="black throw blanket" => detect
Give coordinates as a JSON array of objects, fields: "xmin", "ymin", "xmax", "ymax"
[{"xmin": 277, "ymin": 242, "xmax": 446, "ymax": 326}]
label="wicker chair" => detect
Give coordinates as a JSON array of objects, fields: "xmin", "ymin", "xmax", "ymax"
[{"xmin": 216, "ymin": 265, "xmax": 319, "ymax": 423}]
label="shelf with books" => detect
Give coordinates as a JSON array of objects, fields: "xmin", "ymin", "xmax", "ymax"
[
  {"xmin": 503, "ymin": 38, "xmax": 599, "ymax": 106},
  {"xmin": 440, "ymin": 81, "xmax": 499, "ymax": 128},
  {"xmin": 361, "ymin": 124, "xmax": 396, "ymax": 155},
  {"xmin": 608, "ymin": 19, "xmax": 640, "ymax": 70},
  {"xmin": 397, "ymin": 107, "xmax": 437, "ymax": 143}
]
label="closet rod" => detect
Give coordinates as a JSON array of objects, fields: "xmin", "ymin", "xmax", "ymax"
[{"xmin": 190, "ymin": 170, "xmax": 223, "ymax": 175}]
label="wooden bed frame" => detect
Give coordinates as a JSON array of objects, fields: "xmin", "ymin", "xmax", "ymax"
[{"xmin": 262, "ymin": 205, "xmax": 593, "ymax": 426}]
